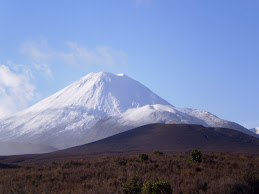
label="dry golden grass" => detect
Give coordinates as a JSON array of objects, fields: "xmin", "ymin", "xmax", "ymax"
[{"xmin": 0, "ymin": 152, "xmax": 258, "ymax": 193}]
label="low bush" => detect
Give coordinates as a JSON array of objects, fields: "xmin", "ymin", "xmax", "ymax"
[
  {"xmin": 152, "ymin": 150, "xmax": 163, "ymax": 155},
  {"xmin": 142, "ymin": 180, "xmax": 172, "ymax": 194},
  {"xmin": 138, "ymin": 153, "xmax": 149, "ymax": 161},
  {"xmin": 122, "ymin": 176, "xmax": 142, "ymax": 194},
  {"xmin": 189, "ymin": 149, "xmax": 202, "ymax": 163}
]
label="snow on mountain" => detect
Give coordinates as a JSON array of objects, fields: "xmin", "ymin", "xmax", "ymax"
[
  {"xmin": 23, "ymin": 72, "xmax": 170, "ymax": 114},
  {"xmin": 0, "ymin": 72, "xmax": 256, "ymax": 150},
  {"xmin": 250, "ymin": 127, "xmax": 259, "ymax": 135}
]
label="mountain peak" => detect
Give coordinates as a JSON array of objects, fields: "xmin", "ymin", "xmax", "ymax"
[
  {"xmin": 80, "ymin": 72, "xmax": 127, "ymax": 85},
  {"xmin": 250, "ymin": 127, "xmax": 259, "ymax": 135},
  {"xmin": 23, "ymin": 72, "xmax": 171, "ymax": 115},
  {"xmin": 83, "ymin": 72, "xmax": 125, "ymax": 78}
]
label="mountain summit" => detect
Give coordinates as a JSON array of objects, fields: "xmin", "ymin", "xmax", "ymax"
[
  {"xmin": 250, "ymin": 127, "xmax": 259, "ymax": 135},
  {"xmin": 0, "ymin": 72, "xmax": 256, "ymax": 150},
  {"xmin": 24, "ymin": 72, "xmax": 170, "ymax": 115}
]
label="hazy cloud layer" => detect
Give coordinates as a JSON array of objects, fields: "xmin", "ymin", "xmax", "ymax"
[
  {"xmin": 0, "ymin": 65, "xmax": 36, "ymax": 118},
  {"xmin": 21, "ymin": 40, "xmax": 127, "ymax": 68},
  {"xmin": 33, "ymin": 63, "xmax": 53, "ymax": 80}
]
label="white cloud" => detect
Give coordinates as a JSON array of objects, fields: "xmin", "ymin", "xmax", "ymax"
[
  {"xmin": 0, "ymin": 65, "xmax": 36, "ymax": 118},
  {"xmin": 0, "ymin": 65, "xmax": 22, "ymax": 87},
  {"xmin": 21, "ymin": 40, "xmax": 127, "ymax": 68}
]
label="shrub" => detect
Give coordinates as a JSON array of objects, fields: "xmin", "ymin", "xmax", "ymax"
[
  {"xmin": 142, "ymin": 180, "xmax": 172, "ymax": 194},
  {"xmin": 152, "ymin": 150, "xmax": 163, "ymax": 155},
  {"xmin": 122, "ymin": 176, "xmax": 142, "ymax": 194},
  {"xmin": 138, "ymin": 153, "xmax": 149, "ymax": 161},
  {"xmin": 142, "ymin": 181, "xmax": 153, "ymax": 193},
  {"xmin": 189, "ymin": 149, "xmax": 202, "ymax": 163}
]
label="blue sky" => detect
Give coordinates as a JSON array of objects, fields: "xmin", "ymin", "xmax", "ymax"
[{"xmin": 0, "ymin": 0, "xmax": 258, "ymax": 128}]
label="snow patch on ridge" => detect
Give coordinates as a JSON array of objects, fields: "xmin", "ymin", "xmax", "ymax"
[{"xmin": 250, "ymin": 127, "xmax": 259, "ymax": 134}]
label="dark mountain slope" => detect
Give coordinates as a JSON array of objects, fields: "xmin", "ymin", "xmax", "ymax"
[
  {"xmin": 63, "ymin": 123, "xmax": 259, "ymax": 154},
  {"xmin": 0, "ymin": 124, "xmax": 258, "ymax": 165}
]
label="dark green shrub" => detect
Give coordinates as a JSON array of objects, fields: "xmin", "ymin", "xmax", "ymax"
[
  {"xmin": 142, "ymin": 181, "xmax": 153, "ymax": 193},
  {"xmin": 122, "ymin": 176, "xmax": 142, "ymax": 194},
  {"xmin": 153, "ymin": 181, "xmax": 172, "ymax": 194},
  {"xmin": 189, "ymin": 149, "xmax": 202, "ymax": 163},
  {"xmin": 152, "ymin": 150, "xmax": 163, "ymax": 155},
  {"xmin": 142, "ymin": 180, "xmax": 172, "ymax": 194},
  {"xmin": 138, "ymin": 153, "xmax": 149, "ymax": 161}
]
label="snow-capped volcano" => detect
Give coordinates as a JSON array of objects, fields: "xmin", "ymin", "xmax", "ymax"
[
  {"xmin": 23, "ymin": 72, "xmax": 170, "ymax": 115},
  {"xmin": 0, "ymin": 72, "xmax": 256, "ymax": 150},
  {"xmin": 250, "ymin": 127, "xmax": 259, "ymax": 135}
]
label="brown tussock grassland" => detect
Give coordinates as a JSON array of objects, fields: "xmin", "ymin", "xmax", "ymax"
[{"xmin": 0, "ymin": 152, "xmax": 258, "ymax": 193}]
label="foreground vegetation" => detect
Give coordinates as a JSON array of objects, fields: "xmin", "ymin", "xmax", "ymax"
[{"xmin": 0, "ymin": 152, "xmax": 258, "ymax": 193}]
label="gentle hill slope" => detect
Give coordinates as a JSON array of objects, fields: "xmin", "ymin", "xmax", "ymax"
[
  {"xmin": 0, "ymin": 124, "xmax": 258, "ymax": 165},
  {"xmin": 63, "ymin": 123, "xmax": 259, "ymax": 154}
]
